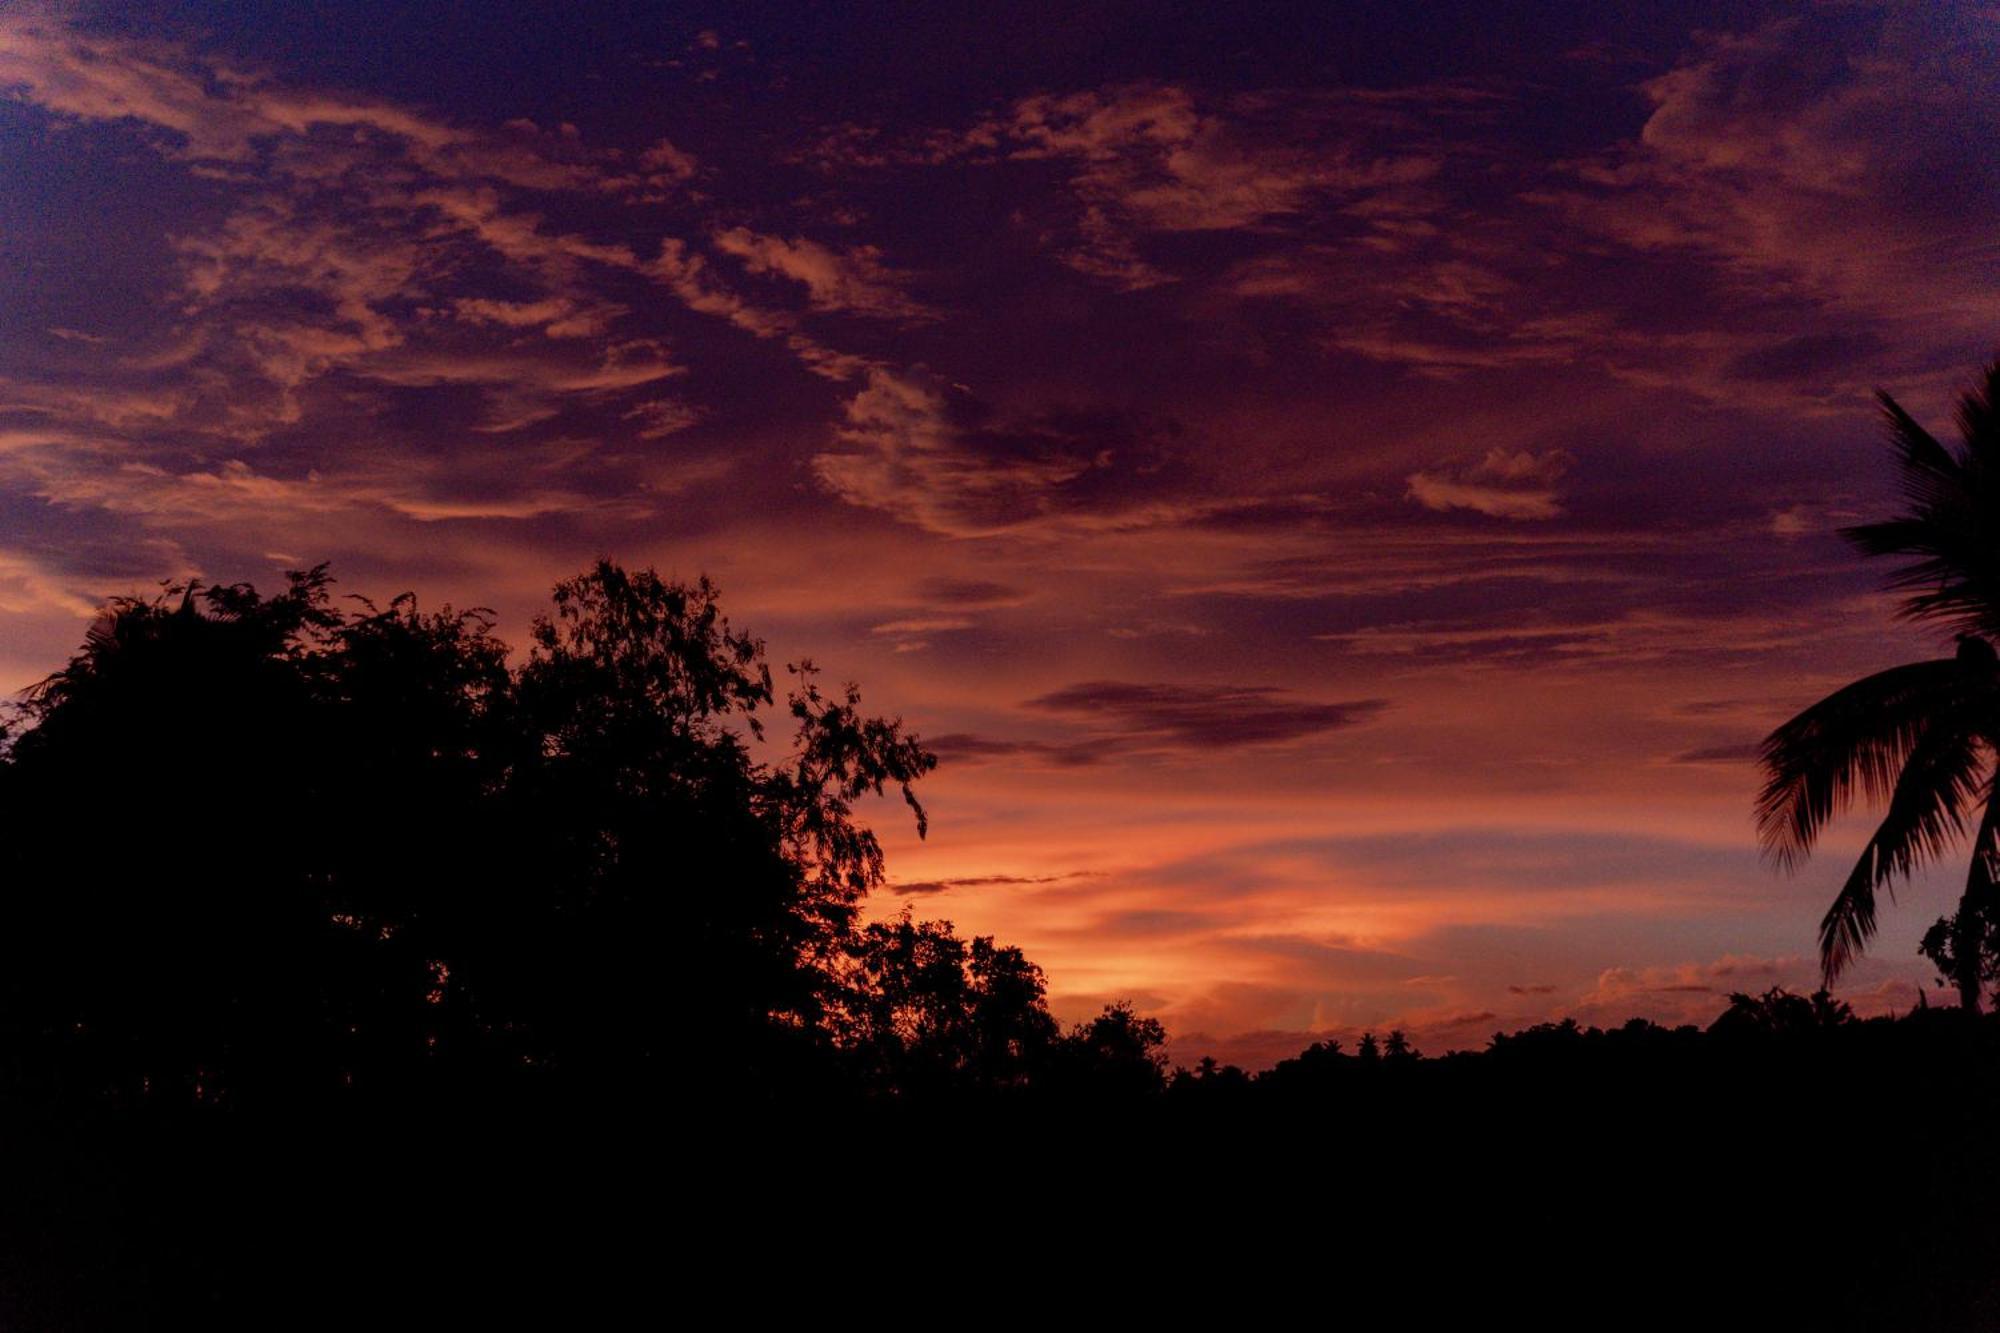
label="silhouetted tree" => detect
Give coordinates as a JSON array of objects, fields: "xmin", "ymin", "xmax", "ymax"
[
  {"xmin": 0, "ymin": 559, "xmax": 946, "ymax": 1106},
  {"xmin": 1168, "ymin": 1055, "xmax": 1251, "ymax": 1098},
  {"xmin": 0, "ymin": 569, "xmax": 357, "ymax": 1106},
  {"xmin": 840, "ymin": 910, "xmax": 1059, "ymax": 1092},
  {"xmin": 1759, "ymin": 362, "xmax": 2000, "ymax": 1010},
  {"xmin": 1920, "ymin": 906, "xmax": 2000, "ymax": 1003},
  {"xmin": 1051, "ymin": 1001, "xmax": 1168, "ymax": 1096},
  {"xmin": 1709, "ymin": 987, "xmax": 1855, "ymax": 1039},
  {"xmin": 312, "ymin": 591, "xmax": 517, "ymax": 1089},
  {"xmin": 474, "ymin": 560, "xmax": 936, "ymax": 1089}
]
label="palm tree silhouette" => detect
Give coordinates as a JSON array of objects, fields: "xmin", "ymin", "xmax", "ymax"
[{"xmin": 1759, "ymin": 363, "xmax": 2000, "ymax": 1012}]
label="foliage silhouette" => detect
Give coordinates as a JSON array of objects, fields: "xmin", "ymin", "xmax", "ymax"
[
  {"xmin": 0, "ymin": 560, "xmax": 954, "ymax": 1106},
  {"xmin": 0, "ymin": 558, "xmax": 1167, "ymax": 1114},
  {"xmin": 1047, "ymin": 1000, "xmax": 1169, "ymax": 1097},
  {"xmin": 5, "ymin": 562, "xmax": 2000, "ymax": 1327},
  {"xmin": 1759, "ymin": 362, "xmax": 2000, "ymax": 1009},
  {"xmin": 838, "ymin": 909, "xmax": 1059, "ymax": 1094},
  {"xmin": 1, "ymin": 568, "xmax": 352, "ymax": 1108}
]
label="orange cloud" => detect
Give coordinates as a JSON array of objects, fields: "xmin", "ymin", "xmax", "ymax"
[{"xmin": 713, "ymin": 228, "xmax": 938, "ymax": 321}]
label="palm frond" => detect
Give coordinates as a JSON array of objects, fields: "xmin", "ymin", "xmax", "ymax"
[
  {"xmin": 1875, "ymin": 389, "xmax": 1962, "ymax": 509},
  {"xmin": 1841, "ymin": 371, "xmax": 2000, "ymax": 639},
  {"xmin": 1757, "ymin": 658, "xmax": 1970, "ymax": 870},
  {"xmin": 1817, "ymin": 722, "xmax": 1990, "ymax": 984},
  {"xmin": 1955, "ymin": 362, "xmax": 2000, "ymax": 468}
]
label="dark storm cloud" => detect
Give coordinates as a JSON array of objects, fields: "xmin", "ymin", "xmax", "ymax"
[
  {"xmin": 930, "ymin": 681, "xmax": 1386, "ymax": 769},
  {"xmin": 1724, "ymin": 333, "xmax": 1888, "ymax": 384},
  {"xmin": 1025, "ymin": 681, "xmax": 1388, "ymax": 751},
  {"xmin": 925, "ymin": 733, "xmax": 1111, "ymax": 769},
  {"xmin": 912, "ymin": 577, "xmax": 1029, "ymax": 608},
  {"xmin": 888, "ymin": 873, "xmax": 1073, "ymax": 897},
  {"xmin": 1668, "ymin": 743, "xmax": 1762, "ymax": 765},
  {"xmin": 1320, "ymin": 627, "xmax": 1612, "ymax": 666}
]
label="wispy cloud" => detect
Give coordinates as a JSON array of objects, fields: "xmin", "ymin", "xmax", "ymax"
[
  {"xmin": 0, "ymin": 2, "xmax": 1985, "ymax": 1062},
  {"xmin": 1407, "ymin": 449, "xmax": 1572, "ymax": 520},
  {"xmin": 1025, "ymin": 681, "xmax": 1388, "ymax": 752},
  {"xmin": 813, "ymin": 368, "xmax": 1112, "ymax": 536},
  {"xmin": 713, "ymin": 228, "xmax": 938, "ymax": 321}
]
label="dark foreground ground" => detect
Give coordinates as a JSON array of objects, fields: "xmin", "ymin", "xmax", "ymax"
[
  {"xmin": 6, "ymin": 1014, "xmax": 2000, "ymax": 1330},
  {"xmin": 6, "ymin": 1107, "xmax": 1996, "ymax": 1329}
]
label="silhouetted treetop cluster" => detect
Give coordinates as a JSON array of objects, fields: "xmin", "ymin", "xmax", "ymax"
[{"xmin": 0, "ymin": 560, "xmax": 1172, "ymax": 1111}]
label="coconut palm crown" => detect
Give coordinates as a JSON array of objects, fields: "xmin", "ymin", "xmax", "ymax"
[{"xmin": 1758, "ymin": 362, "xmax": 2000, "ymax": 1010}]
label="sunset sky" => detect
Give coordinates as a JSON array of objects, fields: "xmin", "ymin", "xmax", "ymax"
[{"xmin": 4, "ymin": 1, "xmax": 1998, "ymax": 1065}]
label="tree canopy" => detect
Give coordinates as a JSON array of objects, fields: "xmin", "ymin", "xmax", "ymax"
[{"xmin": 0, "ymin": 559, "xmax": 1175, "ymax": 1111}]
